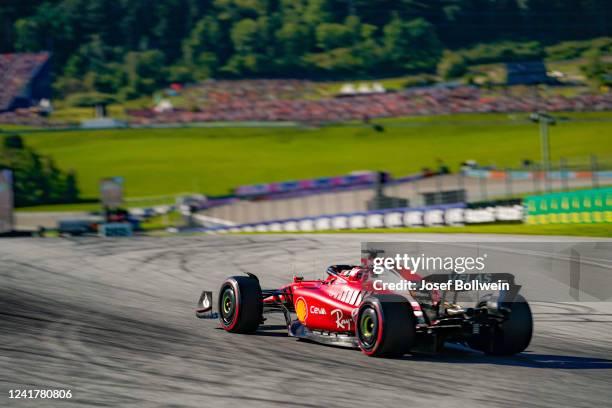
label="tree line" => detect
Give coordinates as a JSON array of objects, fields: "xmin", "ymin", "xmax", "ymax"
[
  {"xmin": 1, "ymin": 0, "xmax": 610, "ymax": 99},
  {"xmin": 0, "ymin": 135, "xmax": 79, "ymax": 207}
]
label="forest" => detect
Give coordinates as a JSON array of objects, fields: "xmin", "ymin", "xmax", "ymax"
[{"xmin": 1, "ymin": 0, "xmax": 610, "ymax": 98}]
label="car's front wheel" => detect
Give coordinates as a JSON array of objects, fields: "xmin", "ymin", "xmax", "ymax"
[{"xmin": 218, "ymin": 276, "xmax": 262, "ymax": 333}]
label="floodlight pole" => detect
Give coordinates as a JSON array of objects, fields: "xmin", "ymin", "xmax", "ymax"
[
  {"xmin": 530, "ymin": 112, "xmax": 556, "ymax": 193},
  {"xmin": 540, "ymin": 118, "xmax": 550, "ymax": 172}
]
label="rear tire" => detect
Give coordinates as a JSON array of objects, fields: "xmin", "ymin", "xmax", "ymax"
[
  {"xmin": 479, "ymin": 294, "xmax": 533, "ymax": 356},
  {"xmin": 356, "ymin": 294, "xmax": 416, "ymax": 357},
  {"xmin": 218, "ymin": 276, "xmax": 262, "ymax": 333}
]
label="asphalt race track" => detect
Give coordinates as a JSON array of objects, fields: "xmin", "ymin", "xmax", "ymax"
[{"xmin": 1, "ymin": 234, "xmax": 611, "ymax": 408}]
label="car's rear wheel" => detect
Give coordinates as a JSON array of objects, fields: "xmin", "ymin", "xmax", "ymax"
[
  {"xmin": 487, "ymin": 294, "xmax": 533, "ymax": 356},
  {"xmin": 218, "ymin": 276, "xmax": 262, "ymax": 333},
  {"xmin": 356, "ymin": 294, "xmax": 416, "ymax": 357},
  {"xmin": 470, "ymin": 294, "xmax": 533, "ymax": 355}
]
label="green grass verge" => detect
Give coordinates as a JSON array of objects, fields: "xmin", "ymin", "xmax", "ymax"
[
  {"xmin": 15, "ymin": 197, "xmax": 176, "ymax": 212},
  {"xmin": 140, "ymin": 211, "xmax": 183, "ymax": 231},
  {"xmin": 17, "ymin": 111, "xmax": 612, "ymax": 200},
  {"xmin": 0, "ymin": 124, "xmax": 38, "ymax": 131},
  {"xmin": 16, "ymin": 202, "xmax": 104, "ymax": 212}
]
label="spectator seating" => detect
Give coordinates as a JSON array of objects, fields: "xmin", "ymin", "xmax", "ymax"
[
  {"xmin": 127, "ymin": 82, "xmax": 612, "ymax": 125},
  {"xmin": 0, "ymin": 52, "xmax": 51, "ymax": 112}
]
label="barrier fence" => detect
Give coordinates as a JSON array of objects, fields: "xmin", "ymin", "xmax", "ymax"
[
  {"xmin": 196, "ymin": 156, "xmax": 610, "ymax": 225},
  {"xmin": 191, "ymin": 202, "xmax": 525, "ymax": 234}
]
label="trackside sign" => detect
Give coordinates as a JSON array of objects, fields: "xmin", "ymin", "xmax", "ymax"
[
  {"xmin": 525, "ymin": 188, "xmax": 611, "ymax": 224},
  {"xmin": 100, "ymin": 177, "xmax": 124, "ymax": 208}
]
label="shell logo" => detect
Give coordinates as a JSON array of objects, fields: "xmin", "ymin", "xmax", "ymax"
[{"xmin": 296, "ymin": 297, "xmax": 308, "ymax": 322}]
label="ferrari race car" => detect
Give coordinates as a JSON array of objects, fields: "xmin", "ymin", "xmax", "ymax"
[{"xmin": 196, "ymin": 255, "xmax": 532, "ymax": 357}]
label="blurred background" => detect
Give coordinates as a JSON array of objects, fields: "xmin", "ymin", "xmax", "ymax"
[{"xmin": 0, "ymin": 0, "xmax": 610, "ymax": 237}]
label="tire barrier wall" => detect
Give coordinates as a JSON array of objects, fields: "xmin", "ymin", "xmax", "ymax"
[{"xmin": 192, "ymin": 203, "xmax": 525, "ymax": 234}]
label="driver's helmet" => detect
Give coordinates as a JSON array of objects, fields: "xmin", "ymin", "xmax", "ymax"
[{"xmin": 342, "ymin": 267, "xmax": 364, "ymax": 281}]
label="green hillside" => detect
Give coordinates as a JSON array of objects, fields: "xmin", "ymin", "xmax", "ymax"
[{"xmin": 12, "ymin": 112, "xmax": 612, "ymax": 200}]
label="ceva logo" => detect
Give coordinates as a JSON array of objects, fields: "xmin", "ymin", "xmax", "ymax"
[{"xmin": 309, "ymin": 306, "xmax": 326, "ymax": 315}]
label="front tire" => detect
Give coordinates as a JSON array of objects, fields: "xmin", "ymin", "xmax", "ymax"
[
  {"xmin": 218, "ymin": 276, "xmax": 262, "ymax": 333},
  {"xmin": 356, "ymin": 294, "xmax": 416, "ymax": 357}
]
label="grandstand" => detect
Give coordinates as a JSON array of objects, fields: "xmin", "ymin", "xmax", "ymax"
[
  {"xmin": 0, "ymin": 52, "xmax": 51, "ymax": 112},
  {"xmin": 128, "ymin": 84, "xmax": 612, "ymax": 125}
]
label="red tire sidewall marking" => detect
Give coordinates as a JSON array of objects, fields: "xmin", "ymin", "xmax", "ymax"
[
  {"xmin": 359, "ymin": 301, "xmax": 384, "ymax": 356},
  {"xmin": 223, "ymin": 279, "xmax": 241, "ymax": 331}
]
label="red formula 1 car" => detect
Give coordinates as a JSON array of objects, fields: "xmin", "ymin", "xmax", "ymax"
[{"xmin": 196, "ymin": 257, "xmax": 532, "ymax": 357}]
